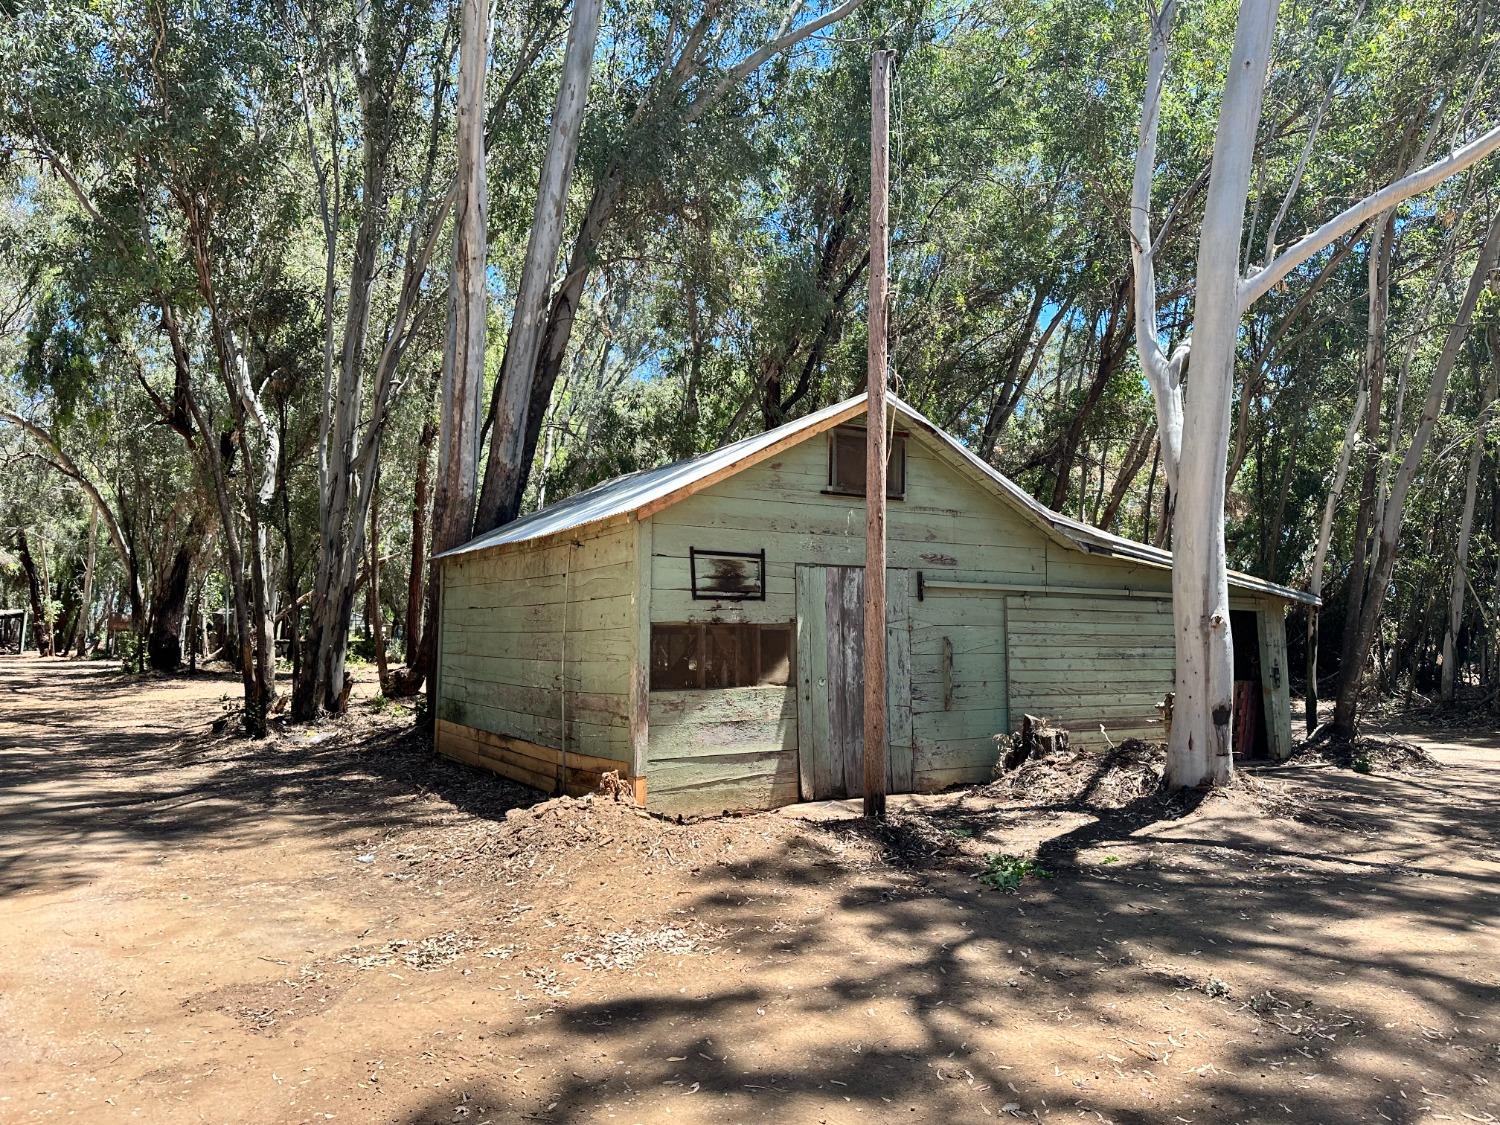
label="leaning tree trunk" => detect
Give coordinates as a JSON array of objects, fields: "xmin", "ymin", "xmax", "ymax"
[
  {"xmin": 1305, "ymin": 379, "xmax": 1368, "ymax": 730},
  {"xmin": 475, "ymin": 0, "xmax": 603, "ymax": 533},
  {"xmin": 1339, "ymin": 215, "xmax": 1395, "ymax": 687},
  {"xmin": 423, "ymin": 0, "xmax": 490, "ymax": 718},
  {"xmin": 1440, "ymin": 322, "xmax": 1500, "ymax": 702},
  {"xmin": 74, "ymin": 506, "xmax": 97, "ymax": 657},
  {"xmin": 17, "ymin": 530, "xmax": 52, "ymax": 657},
  {"xmin": 1333, "ymin": 209, "xmax": 1500, "ymax": 735}
]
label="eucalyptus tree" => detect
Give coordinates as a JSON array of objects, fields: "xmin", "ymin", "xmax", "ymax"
[
  {"xmin": 1129, "ymin": 0, "xmax": 1500, "ymax": 784},
  {"xmin": 418, "ymin": 0, "xmax": 491, "ymax": 712},
  {"xmin": 1441, "ymin": 320, "xmax": 1499, "ymax": 701},
  {"xmin": 3, "ymin": 0, "xmax": 317, "ymax": 731},
  {"xmin": 286, "ymin": 0, "xmax": 467, "ymax": 718},
  {"xmin": 470, "ymin": 0, "xmax": 871, "ymax": 535}
]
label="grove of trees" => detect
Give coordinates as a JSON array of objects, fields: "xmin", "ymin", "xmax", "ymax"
[{"xmin": 2, "ymin": 0, "xmax": 1497, "ymax": 780}]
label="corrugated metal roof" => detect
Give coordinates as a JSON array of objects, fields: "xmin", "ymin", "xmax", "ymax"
[
  {"xmin": 903, "ymin": 407, "xmax": 1317, "ymax": 605},
  {"xmin": 440, "ymin": 392, "xmax": 1317, "ymax": 606},
  {"xmin": 438, "ymin": 395, "xmax": 864, "ymax": 557}
]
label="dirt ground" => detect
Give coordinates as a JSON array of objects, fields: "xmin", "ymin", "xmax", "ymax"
[{"xmin": 2, "ymin": 654, "xmax": 1497, "ymax": 1124}]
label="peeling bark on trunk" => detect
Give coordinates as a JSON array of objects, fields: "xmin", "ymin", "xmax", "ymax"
[
  {"xmin": 423, "ymin": 0, "xmax": 490, "ymax": 720},
  {"xmin": 475, "ymin": 0, "xmax": 603, "ymax": 533}
]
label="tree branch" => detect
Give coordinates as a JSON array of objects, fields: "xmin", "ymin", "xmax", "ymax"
[{"xmin": 1241, "ymin": 123, "xmax": 1500, "ymax": 310}]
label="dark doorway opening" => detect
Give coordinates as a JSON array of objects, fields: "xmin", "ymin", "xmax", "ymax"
[{"xmin": 1229, "ymin": 610, "xmax": 1268, "ymax": 759}]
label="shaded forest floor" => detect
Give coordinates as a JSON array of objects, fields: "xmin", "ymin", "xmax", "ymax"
[{"xmin": 2, "ymin": 654, "xmax": 1497, "ymax": 1124}]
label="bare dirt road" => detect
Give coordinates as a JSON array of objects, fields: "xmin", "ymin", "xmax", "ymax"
[{"xmin": 2, "ymin": 653, "xmax": 1497, "ymax": 1124}]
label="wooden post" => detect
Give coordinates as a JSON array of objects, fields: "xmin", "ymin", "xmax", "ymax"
[{"xmin": 863, "ymin": 48, "xmax": 894, "ymax": 819}]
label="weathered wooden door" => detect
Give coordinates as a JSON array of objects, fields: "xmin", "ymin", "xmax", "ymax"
[{"xmin": 795, "ymin": 565, "xmax": 914, "ymax": 800}]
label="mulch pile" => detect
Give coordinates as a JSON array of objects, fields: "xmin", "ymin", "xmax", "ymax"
[
  {"xmin": 985, "ymin": 737, "xmax": 1303, "ymax": 820},
  {"xmin": 987, "ymin": 740, "xmax": 1169, "ymax": 809},
  {"xmin": 1288, "ymin": 732, "xmax": 1442, "ymax": 773}
]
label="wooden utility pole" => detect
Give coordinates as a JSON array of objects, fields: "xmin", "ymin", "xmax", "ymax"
[{"xmin": 863, "ymin": 48, "xmax": 894, "ymax": 818}]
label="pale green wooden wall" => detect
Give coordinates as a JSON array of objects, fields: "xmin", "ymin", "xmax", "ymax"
[
  {"xmin": 644, "ymin": 420, "xmax": 1046, "ymax": 811},
  {"xmin": 437, "ymin": 521, "xmax": 636, "ymax": 763},
  {"xmin": 1007, "ymin": 590, "xmax": 1175, "ymax": 749},
  {"xmin": 438, "ymin": 410, "xmax": 1297, "ymax": 811},
  {"xmin": 642, "ymin": 412, "xmax": 1297, "ymax": 810}
]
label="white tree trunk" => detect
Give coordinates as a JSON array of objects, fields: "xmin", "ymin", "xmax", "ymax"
[
  {"xmin": 1440, "ymin": 324, "xmax": 1500, "ymax": 701},
  {"xmin": 1164, "ymin": 0, "xmax": 1280, "ymax": 787},
  {"xmin": 75, "ymin": 506, "xmax": 97, "ymax": 657},
  {"xmin": 476, "ymin": 0, "xmax": 602, "ymax": 532},
  {"xmin": 424, "ymin": 0, "xmax": 490, "ymax": 710},
  {"xmin": 1127, "ymin": 0, "xmax": 1186, "ymax": 492},
  {"xmin": 1128, "ymin": 0, "xmax": 1500, "ymax": 777},
  {"xmin": 442, "ymin": 0, "xmax": 489, "ymax": 538}
]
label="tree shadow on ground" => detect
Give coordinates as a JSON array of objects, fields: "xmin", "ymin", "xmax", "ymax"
[
  {"xmin": 9, "ymin": 655, "xmax": 1496, "ymax": 1123},
  {"xmin": 388, "ymin": 749, "xmax": 1500, "ymax": 1125},
  {"xmin": 0, "ymin": 655, "xmax": 542, "ymax": 897}
]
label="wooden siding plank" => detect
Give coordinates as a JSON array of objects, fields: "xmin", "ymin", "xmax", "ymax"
[
  {"xmin": 649, "ymin": 686, "xmax": 797, "ymax": 725},
  {"xmin": 436, "ymin": 719, "xmax": 638, "ymax": 796},
  {"xmin": 905, "ymin": 591, "xmax": 1008, "ymax": 789},
  {"xmin": 648, "ymin": 720, "xmax": 797, "ymax": 760},
  {"xmin": 795, "ymin": 565, "xmax": 826, "ymax": 801},
  {"xmin": 828, "ymin": 566, "xmax": 864, "ymax": 797},
  {"xmin": 1005, "ymin": 591, "xmax": 1174, "ymax": 756},
  {"xmin": 630, "ymin": 518, "xmax": 652, "ymax": 781},
  {"xmin": 1257, "ymin": 601, "xmax": 1293, "ymax": 759},
  {"xmin": 887, "ymin": 568, "xmax": 914, "ymax": 793}
]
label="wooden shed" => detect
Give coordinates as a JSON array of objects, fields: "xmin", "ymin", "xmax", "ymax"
[{"xmin": 434, "ymin": 394, "xmax": 1314, "ymax": 815}]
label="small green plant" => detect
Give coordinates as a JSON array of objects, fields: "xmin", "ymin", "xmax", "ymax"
[
  {"xmin": 1099, "ymin": 855, "xmax": 1120, "ymax": 864},
  {"xmin": 1352, "ymin": 754, "xmax": 1373, "ymax": 774},
  {"xmin": 976, "ymin": 853, "xmax": 1051, "ymax": 893},
  {"xmin": 117, "ymin": 631, "xmax": 146, "ymax": 674},
  {"xmin": 370, "ymin": 692, "xmax": 393, "ymax": 712}
]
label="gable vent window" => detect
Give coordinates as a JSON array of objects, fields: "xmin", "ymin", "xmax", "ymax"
[
  {"xmin": 650, "ymin": 623, "xmax": 793, "ymax": 690},
  {"xmin": 826, "ymin": 425, "xmax": 906, "ymax": 498}
]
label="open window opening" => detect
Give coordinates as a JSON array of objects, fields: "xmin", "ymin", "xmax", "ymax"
[
  {"xmin": 826, "ymin": 425, "xmax": 906, "ymax": 498},
  {"xmin": 649, "ymin": 622, "xmax": 793, "ymax": 690}
]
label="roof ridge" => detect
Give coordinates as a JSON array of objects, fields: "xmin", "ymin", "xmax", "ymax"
[{"xmin": 437, "ymin": 390, "xmax": 1316, "ymax": 607}]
